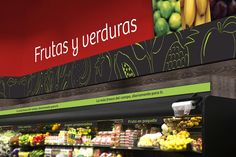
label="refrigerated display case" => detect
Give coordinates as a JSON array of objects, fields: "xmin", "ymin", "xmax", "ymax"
[{"xmin": 0, "ymin": 92, "xmax": 235, "ymax": 157}]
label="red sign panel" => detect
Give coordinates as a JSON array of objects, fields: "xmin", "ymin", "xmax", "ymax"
[{"xmin": 0, "ymin": 0, "xmax": 154, "ymax": 76}]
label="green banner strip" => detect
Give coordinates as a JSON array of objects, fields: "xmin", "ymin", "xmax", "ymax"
[{"xmin": 0, "ymin": 82, "xmax": 210, "ymax": 116}]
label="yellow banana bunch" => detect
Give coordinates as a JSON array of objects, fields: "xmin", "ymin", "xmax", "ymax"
[
  {"xmin": 205, "ymin": 1, "xmax": 211, "ymax": 22},
  {"xmin": 184, "ymin": 0, "xmax": 196, "ymax": 27},
  {"xmin": 182, "ymin": 0, "xmax": 211, "ymax": 29},
  {"xmin": 195, "ymin": 12, "xmax": 205, "ymax": 26},
  {"xmin": 180, "ymin": 0, "xmax": 186, "ymax": 29},
  {"xmin": 196, "ymin": 0, "xmax": 208, "ymax": 16}
]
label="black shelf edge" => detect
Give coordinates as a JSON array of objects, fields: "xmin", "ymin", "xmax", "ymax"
[
  {"xmin": 13, "ymin": 143, "xmax": 202, "ymax": 154},
  {"xmin": 43, "ymin": 144, "xmax": 202, "ymax": 154}
]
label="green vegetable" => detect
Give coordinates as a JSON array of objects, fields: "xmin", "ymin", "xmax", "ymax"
[
  {"xmin": 30, "ymin": 149, "xmax": 44, "ymax": 157},
  {"xmin": 169, "ymin": 13, "xmax": 182, "ymax": 31},
  {"xmin": 155, "ymin": 18, "xmax": 170, "ymax": 37},
  {"xmin": 152, "ymin": 0, "xmax": 157, "ymax": 10},
  {"xmin": 154, "ymin": 11, "xmax": 161, "ymax": 23},
  {"xmin": 175, "ymin": 1, "xmax": 181, "ymax": 13},
  {"xmin": 160, "ymin": 1, "xmax": 173, "ymax": 19}
]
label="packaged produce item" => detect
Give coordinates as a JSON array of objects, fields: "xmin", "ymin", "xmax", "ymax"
[
  {"xmin": 29, "ymin": 149, "xmax": 44, "ymax": 157},
  {"xmin": 58, "ymin": 131, "xmax": 68, "ymax": 144},
  {"xmin": 77, "ymin": 127, "xmax": 92, "ymax": 145},
  {"xmin": 138, "ymin": 132, "xmax": 162, "ymax": 147},
  {"xmin": 68, "ymin": 128, "xmax": 77, "ymax": 145},
  {"xmin": 94, "ymin": 150, "xmax": 123, "ymax": 157},
  {"xmin": 92, "ymin": 149, "xmax": 102, "ymax": 157},
  {"xmin": 111, "ymin": 124, "xmax": 122, "ymax": 147},
  {"xmin": 44, "ymin": 147, "xmax": 52, "ymax": 157},
  {"xmin": 99, "ymin": 152, "xmax": 113, "ymax": 157},
  {"xmin": 45, "ymin": 127, "xmax": 92, "ymax": 145},
  {"xmin": 119, "ymin": 130, "xmax": 140, "ymax": 147},
  {"xmin": 19, "ymin": 152, "xmax": 30, "ymax": 157},
  {"xmin": 58, "ymin": 148, "xmax": 73, "ymax": 157},
  {"xmin": 10, "ymin": 135, "xmax": 20, "ymax": 146},
  {"xmin": 73, "ymin": 147, "xmax": 93, "ymax": 157},
  {"xmin": 49, "ymin": 147, "xmax": 73, "ymax": 157},
  {"xmin": 92, "ymin": 131, "xmax": 113, "ymax": 146},
  {"xmin": 45, "ymin": 136, "xmax": 59, "ymax": 145},
  {"xmin": 191, "ymin": 137, "xmax": 202, "ymax": 152}
]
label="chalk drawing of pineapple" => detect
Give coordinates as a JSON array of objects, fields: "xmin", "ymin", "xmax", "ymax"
[{"xmin": 163, "ymin": 29, "xmax": 199, "ymax": 71}]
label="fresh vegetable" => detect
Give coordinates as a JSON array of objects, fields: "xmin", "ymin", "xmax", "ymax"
[
  {"xmin": 29, "ymin": 149, "xmax": 44, "ymax": 157},
  {"xmin": 153, "ymin": 0, "xmax": 182, "ymax": 36}
]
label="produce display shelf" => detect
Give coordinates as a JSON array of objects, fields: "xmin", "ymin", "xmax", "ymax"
[{"xmin": 43, "ymin": 144, "xmax": 202, "ymax": 154}]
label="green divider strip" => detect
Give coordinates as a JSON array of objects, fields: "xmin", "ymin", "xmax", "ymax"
[{"xmin": 0, "ymin": 82, "xmax": 210, "ymax": 116}]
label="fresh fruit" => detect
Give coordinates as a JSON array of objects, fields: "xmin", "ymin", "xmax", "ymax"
[
  {"xmin": 210, "ymin": 0, "xmax": 236, "ymax": 20},
  {"xmin": 192, "ymin": 138, "xmax": 203, "ymax": 152},
  {"xmin": 195, "ymin": 12, "xmax": 206, "ymax": 26},
  {"xmin": 155, "ymin": 18, "xmax": 170, "ymax": 37},
  {"xmin": 157, "ymin": 1, "xmax": 163, "ymax": 10},
  {"xmin": 184, "ymin": 0, "xmax": 196, "ymax": 27},
  {"xmin": 177, "ymin": 116, "xmax": 202, "ymax": 128},
  {"xmin": 152, "ymin": 0, "xmax": 157, "ymax": 10},
  {"xmin": 52, "ymin": 123, "xmax": 61, "ymax": 131},
  {"xmin": 169, "ymin": 13, "xmax": 182, "ymax": 30},
  {"xmin": 153, "ymin": 0, "xmax": 183, "ymax": 36},
  {"xmin": 138, "ymin": 132, "xmax": 162, "ymax": 147},
  {"xmin": 196, "ymin": 0, "xmax": 208, "ymax": 16},
  {"xmin": 175, "ymin": 1, "xmax": 181, "ymax": 13},
  {"xmin": 228, "ymin": 0, "xmax": 236, "ymax": 15},
  {"xmin": 159, "ymin": 131, "xmax": 193, "ymax": 151},
  {"xmin": 181, "ymin": 4, "xmax": 186, "ymax": 29},
  {"xmin": 171, "ymin": 1, "xmax": 176, "ymax": 10},
  {"xmin": 205, "ymin": 1, "xmax": 211, "ymax": 22},
  {"xmin": 182, "ymin": 0, "xmax": 211, "ymax": 29},
  {"xmin": 213, "ymin": 1, "xmax": 228, "ymax": 19},
  {"xmin": 160, "ymin": 1, "xmax": 173, "ymax": 19},
  {"xmin": 210, "ymin": 0, "xmax": 216, "ymax": 9},
  {"xmin": 154, "ymin": 11, "xmax": 161, "ymax": 23},
  {"xmin": 180, "ymin": 0, "xmax": 184, "ymax": 8}
]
